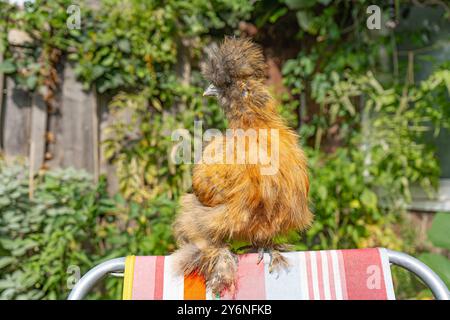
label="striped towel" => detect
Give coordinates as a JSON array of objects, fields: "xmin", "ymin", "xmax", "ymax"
[{"xmin": 122, "ymin": 248, "xmax": 395, "ymax": 300}]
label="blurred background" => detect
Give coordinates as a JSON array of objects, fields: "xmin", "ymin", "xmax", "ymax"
[{"xmin": 0, "ymin": 0, "xmax": 449, "ymax": 300}]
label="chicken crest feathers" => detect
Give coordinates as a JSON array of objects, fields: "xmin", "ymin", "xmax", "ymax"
[{"xmin": 202, "ymin": 37, "xmax": 266, "ymax": 87}]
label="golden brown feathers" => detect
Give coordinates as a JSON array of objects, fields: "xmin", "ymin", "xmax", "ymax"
[
  {"xmin": 172, "ymin": 37, "xmax": 313, "ymax": 295},
  {"xmin": 202, "ymin": 37, "xmax": 266, "ymax": 88}
]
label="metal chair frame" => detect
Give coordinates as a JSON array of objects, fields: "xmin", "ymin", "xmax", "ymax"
[{"xmin": 67, "ymin": 249, "xmax": 450, "ymax": 300}]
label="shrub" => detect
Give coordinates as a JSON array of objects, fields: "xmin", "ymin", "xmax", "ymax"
[
  {"xmin": 0, "ymin": 162, "xmax": 177, "ymax": 299},
  {"xmin": 0, "ymin": 163, "xmax": 106, "ymax": 299}
]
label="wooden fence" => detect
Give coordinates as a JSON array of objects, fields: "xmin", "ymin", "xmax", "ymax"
[{"xmin": 0, "ymin": 55, "xmax": 118, "ymax": 192}]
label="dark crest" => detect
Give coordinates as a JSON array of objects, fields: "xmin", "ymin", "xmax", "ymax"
[{"xmin": 202, "ymin": 37, "xmax": 266, "ymax": 88}]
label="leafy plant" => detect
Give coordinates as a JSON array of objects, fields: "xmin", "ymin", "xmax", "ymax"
[
  {"xmin": 419, "ymin": 212, "xmax": 450, "ymax": 288},
  {"xmin": 1, "ymin": 0, "xmax": 82, "ymax": 91},
  {"xmin": 0, "ymin": 161, "xmax": 178, "ymax": 299},
  {"xmin": 0, "ymin": 163, "xmax": 107, "ymax": 299},
  {"xmin": 69, "ymin": 0, "xmax": 253, "ymax": 93}
]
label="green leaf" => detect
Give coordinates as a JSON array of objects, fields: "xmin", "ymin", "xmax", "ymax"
[
  {"xmin": 117, "ymin": 39, "xmax": 131, "ymax": 53},
  {"xmin": 269, "ymin": 7, "xmax": 288, "ymax": 24},
  {"xmin": 360, "ymin": 189, "xmax": 378, "ymax": 210},
  {"xmin": 317, "ymin": 185, "xmax": 328, "ymax": 199},
  {"xmin": 419, "ymin": 253, "xmax": 450, "ymax": 288},
  {"xmin": 0, "ymin": 257, "xmax": 16, "ymax": 269},
  {"xmin": 284, "ymin": 0, "xmax": 316, "ymax": 10},
  {"xmin": 428, "ymin": 213, "xmax": 450, "ymax": 250},
  {"xmin": 26, "ymin": 75, "xmax": 38, "ymax": 89},
  {"xmin": 102, "ymin": 54, "xmax": 115, "ymax": 67},
  {"xmin": 0, "ymin": 60, "xmax": 16, "ymax": 74},
  {"xmin": 296, "ymin": 10, "xmax": 318, "ymax": 34}
]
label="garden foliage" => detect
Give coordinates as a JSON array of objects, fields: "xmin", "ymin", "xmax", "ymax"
[{"xmin": 0, "ymin": 0, "xmax": 449, "ymax": 299}]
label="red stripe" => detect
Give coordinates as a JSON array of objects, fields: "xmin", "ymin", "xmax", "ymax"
[
  {"xmin": 316, "ymin": 252, "xmax": 325, "ymax": 300},
  {"xmin": 326, "ymin": 251, "xmax": 336, "ymax": 300},
  {"xmin": 341, "ymin": 248, "xmax": 388, "ymax": 300},
  {"xmin": 305, "ymin": 252, "xmax": 314, "ymax": 300},
  {"xmin": 154, "ymin": 256, "xmax": 165, "ymax": 300},
  {"xmin": 221, "ymin": 253, "xmax": 265, "ymax": 300}
]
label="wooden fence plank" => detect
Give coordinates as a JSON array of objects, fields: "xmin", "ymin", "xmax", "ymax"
[
  {"xmin": 29, "ymin": 92, "xmax": 47, "ymax": 173},
  {"xmin": 0, "ymin": 52, "xmax": 4, "ymax": 148},
  {"xmin": 3, "ymin": 77, "xmax": 32, "ymax": 158},
  {"xmin": 56, "ymin": 61, "xmax": 97, "ymax": 174}
]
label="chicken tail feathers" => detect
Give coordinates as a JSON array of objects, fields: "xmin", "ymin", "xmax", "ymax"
[{"xmin": 173, "ymin": 194, "xmax": 228, "ymax": 245}]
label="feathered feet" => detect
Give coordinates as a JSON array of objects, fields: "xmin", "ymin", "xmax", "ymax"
[
  {"xmin": 172, "ymin": 244, "xmax": 238, "ymax": 296},
  {"xmin": 207, "ymin": 248, "xmax": 238, "ymax": 295}
]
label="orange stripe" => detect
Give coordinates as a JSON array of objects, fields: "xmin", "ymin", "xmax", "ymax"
[{"xmin": 184, "ymin": 272, "xmax": 206, "ymax": 300}]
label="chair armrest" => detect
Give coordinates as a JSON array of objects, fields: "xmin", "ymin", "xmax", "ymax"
[
  {"xmin": 67, "ymin": 257, "xmax": 126, "ymax": 300},
  {"xmin": 386, "ymin": 249, "xmax": 449, "ymax": 300}
]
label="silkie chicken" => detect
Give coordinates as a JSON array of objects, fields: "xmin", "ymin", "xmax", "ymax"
[{"xmin": 172, "ymin": 37, "xmax": 312, "ymax": 295}]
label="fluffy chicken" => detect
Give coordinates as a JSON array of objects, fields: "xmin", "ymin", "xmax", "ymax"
[{"xmin": 172, "ymin": 37, "xmax": 312, "ymax": 294}]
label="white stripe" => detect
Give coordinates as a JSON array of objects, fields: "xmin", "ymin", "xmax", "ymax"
[
  {"xmin": 264, "ymin": 252, "xmax": 303, "ymax": 299},
  {"xmin": 206, "ymin": 287, "xmax": 215, "ymax": 300},
  {"xmin": 330, "ymin": 250, "xmax": 343, "ymax": 300},
  {"xmin": 321, "ymin": 251, "xmax": 331, "ymax": 300},
  {"xmin": 298, "ymin": 252, "xmax": 309, "ymax": 300},
  {"xmin": 163, "ymin": 255, "xmax": 184, "ymax": 300},
  {"xmin": 379, "ymin": 248, "xmax": 396, "ymax": 300},
  {"xmin": 309, "ymin": 251, "xmax": 320, "ymax": 300}
]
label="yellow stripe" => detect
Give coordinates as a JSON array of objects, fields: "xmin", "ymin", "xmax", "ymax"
[{"xmin": 122, "ymin": 256, "xmax": 136, "ymax": 300}]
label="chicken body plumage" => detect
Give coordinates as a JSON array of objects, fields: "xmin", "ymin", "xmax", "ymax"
[{"xmin": 172, "ymin": 38, "xmax": 312, "ymax": 294}]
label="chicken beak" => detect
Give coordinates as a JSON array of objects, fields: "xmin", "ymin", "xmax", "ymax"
[{"xmin": 203, "ymin": 84, "xmax": 219, "ymax": 97}]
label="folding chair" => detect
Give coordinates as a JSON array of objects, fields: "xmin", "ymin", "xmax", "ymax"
[{"xmin": 68, "ymin": 248, "xmax": 449, "ymax": 300}]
